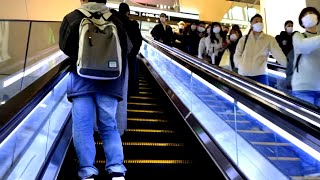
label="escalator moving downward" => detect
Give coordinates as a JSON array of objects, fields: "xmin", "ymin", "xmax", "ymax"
[{"xmin": 58, "ymin": 68, "xmax": 223, "ymax": 179}]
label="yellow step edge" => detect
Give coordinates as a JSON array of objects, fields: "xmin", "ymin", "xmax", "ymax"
[
  {"xmin": 237, "ymin": 130, "xmax": 271, "ymax": 134},
  {"xmin": 96, "ymin": 160, "xmax": 192, "ymax": 164},
  {"xmin": 139, "ymin": 92, "xmax": 153, "ymax": 95},
  {"xmin": 127, "ymin": 109, "xmax": 164, "ymax": 113},
  {"xmin": 139, "ymin": 83, "xmax": 150, "ymax": 86},
  {"xmin": 127, "ymin": 118, "xmax": 168, "ymax": 122},
  {"xmin": 251, "ymin": 142, "xmax": 291, "ymax": 146},
  {"xmin": 129, "ymin": 96, "xmax": 156, "ymax": 100},
  {"xmin": 139, "ymin": 80, "xmax": 147, "ymax": 82},
  {"xmin": 126, "ymin": 129, "xmax": 174, "ymax": 133},
  {"xmin": 95, "ymin": 142, "xmax": 184, "ymax": 147},
  {"xmin": 139, "ymin": 87, "xmax": 152, "ymax": 90},
  {"xmin": 268, "ymin": 157, "xmax": 300, "ymax": 161},
  {"xmin": 128, "ymin": 102, "xmax": 158, "ymax": 106}
]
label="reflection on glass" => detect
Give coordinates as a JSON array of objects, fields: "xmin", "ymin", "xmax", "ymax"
[
  {"xmin": 22, "ymin": 21, "xmax": 66, "ymax": 89},
  {"xmin": 0, "ymin": 21, "xmax": 11, "ymax": 63},
  {"xmin": 0, "ymin": 21, "xmax": 30, "ymax": 106},
  {"xmin": 141, "ymin": 41, "xmax": 320, "ymax": 179},
  {"xmin": 0, "ymin": 21, "xmax": 67, "ymax": 107},
  {"xmin": 0, "ymin": 74, "xmax": 71, "ymax": 179}
]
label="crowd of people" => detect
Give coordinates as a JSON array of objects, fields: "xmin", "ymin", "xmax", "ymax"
[
  {"xmin": 151, "ymin": 8, "xmax": 320, "ymax": 107},
  {"xmin": 57, "ymin": 0, "xmax": 320, "ymax": 179}
]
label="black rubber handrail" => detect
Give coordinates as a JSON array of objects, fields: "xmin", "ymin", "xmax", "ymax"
[{"xmin": 152, "ymin": 38, "xmax": 319, "ymax": 113}]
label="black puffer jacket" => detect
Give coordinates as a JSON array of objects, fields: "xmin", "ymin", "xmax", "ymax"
[{"xmin": 275, "ymin": 31, "xmax": 295, "ymax": 56}]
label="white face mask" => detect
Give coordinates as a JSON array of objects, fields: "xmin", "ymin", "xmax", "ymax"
[
  {"xmin": 252, "ymin": 22, "xmax": 264, "ymax": 32},
  {"xmin": 198, "ymin": 27, "xmax": 205, "ymax": 33},
  {"xmin": 212, "ymin": 27, "xmax": 221, "ymax": 34},
  {"xmin": 191, "ymin": 25, "xmax": 197, "ymax": 31},
  {"xmin": 160, "ymin": 17, "xmax": 166, "ymax": 23},
  {"xmin": 230, "ymin": 34, "xmax": 238, "ymax": 41},
  {"xmin": 302, "ymin": 14, "xmax": 318, "ymax": 28},
  {"xmin": 286, "ymin": 27, "xmax": 293, "ymax": 33}
]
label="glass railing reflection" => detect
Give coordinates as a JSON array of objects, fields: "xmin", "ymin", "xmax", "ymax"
[
  {"xmin": 0, "ymin": 73, "xmax": 71, "ymax": 179},
  {"xmin": 0, "ymin": 20, "xmax": 67, "ymax": 107},
  {"xmin": 140, "ymin": 41, "xmax": 320, "ymax": 179}
]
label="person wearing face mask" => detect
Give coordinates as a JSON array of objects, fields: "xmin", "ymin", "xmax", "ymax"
[
  {"xmin": 227, "ymin": 27, "xmax": 243, "ymax": 71},
  {"xmin": 275, "ymin": 20, "xmax": 297, "ymax": 56},
  {"xmin": 151, "ymin": 13, "xmax": 174, "ymax": 46},
  {"xmin": 185, "ymin": 21, "xmax": 206, "ymax": 56},
  {"xmin": 173, "ymin": 21, "xmax": 185, "ymax": 50},
  {"xmin": 234, "ymin": 14, "xmax": 287, "ymax": 85},
  {"xmin": 201, "ymin": 22, "xmax": 227, "ymax": 65},
  {"xmin": 291, "ymin": 7, "xmax": 320, "ymax": 106},
  {"xmin": 198, "ymin": 25, "xmax": 211, "ymax": 60}
]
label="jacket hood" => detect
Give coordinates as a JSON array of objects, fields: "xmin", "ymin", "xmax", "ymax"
[{"xmin": 80, "ymin": 2, "xmax": 108, "ymax": 13}]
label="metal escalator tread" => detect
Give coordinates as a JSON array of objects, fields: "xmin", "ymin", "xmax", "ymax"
[
  {"xmin": 57, "ymin": 71, "xmax": 223, "ymax": 180},
  {"xmin": 95, "ymin": 73, "xmax": 219, "ymax": 179}
]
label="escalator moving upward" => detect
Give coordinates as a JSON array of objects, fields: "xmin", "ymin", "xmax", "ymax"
[{"xmin": 58, "ymin": 66, "xmax": 223, "ymax": 179}]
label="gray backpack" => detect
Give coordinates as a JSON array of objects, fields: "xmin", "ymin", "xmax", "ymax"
[{"xmin": 77, "ymin": 8, "xmax": 122, "ymax": 80}]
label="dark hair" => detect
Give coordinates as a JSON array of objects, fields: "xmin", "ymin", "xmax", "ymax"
[
  {"xmin": 88, "ymin": 0, "xmax": 107, "ymax": 3},
  {"xmin": 119, "ymin": 3, "xmax": 130, "ymax": 14},
  {"xmin": 284, "ymin": 20, "xmax": 293, "ymax": 27},
  {"xmin": 230, "ymin": 28, "xmax": 243, "ymax": 39},
  {"xmin": 205, "ymin": 25, "xmax": 211, "ymax": 37},
  {"xmin": 210, "ymin": 22, "xmax": 226, "ymax": 44},
  {"xmin": 198, "ymin": 21, "xmax": 206, "ymax": 26},
  {"xmin": 160, "ymin": 13, "xmax": 167, "ymax": 18},
  {"xmin": 231, "ymin": 24, "xmax": 240, "ymax": 31},
  {"xmin": 250, "ymin": 14, "xmax": 263, "ymax": 23},
  {"xmin": 298, "ymin": 7, "xmax": 320, "ymax": 28}
]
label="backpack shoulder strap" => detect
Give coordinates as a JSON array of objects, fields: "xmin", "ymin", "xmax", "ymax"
[
  {"xmin": 102, "ymin": 12, "xmax": 112, "ymax": 21},
  {"xmin": 77, "ymin": 8, "xmax": 92, "ymax": 18},
  {"xmin": 294, "ymin": 32, "xmax": 307, "ymax": 73}
]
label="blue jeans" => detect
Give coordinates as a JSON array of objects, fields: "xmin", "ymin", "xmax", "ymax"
[
  {"xmin": 245, "ymin": 75, "xmax": 269, "ymax": 86},
  {"xmin": 292, "ymin": 91, "xmax": 320, "ymax": 107},
  {"xmin": 72, "ymin": 94, "xmax": 126, "ymax": 179}
]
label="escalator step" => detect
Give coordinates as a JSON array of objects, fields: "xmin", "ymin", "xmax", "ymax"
[
  {"xmin": 139, "ymin": 87, "xmax": 152, "ymax": 90},
  {"xmin": 128, "ymin": 104, "xmax": 161, "ymax": 111},
  {"xmin": 128, "ymin": 102, "xmax": 159, "ymax": 106},
  {"xmin": 121, "ymin": 131, "xmax": 182, "ymax": 143},
  {"xmin": 127, "ymin": 120, "xmax": 172, "ymax": 130},
  {"xmin": 126, "ymin": 129, "xmax": 174, "ymax": 133},
  {"xmin": 128, "ymin": 96, "xmax": 160, "ymax": 104},
  {"xmin": 127, "ymin": 118, "xmax": 168, "ymax": 123},
  {"xmin": 128, "ymin": 111, "xmax": 167, "ymax": 119},
  {"xmin": 95, "ymin": 144, "xmax": 189, "ymax": 160}
]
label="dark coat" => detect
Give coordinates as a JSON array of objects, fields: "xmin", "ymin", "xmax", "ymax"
[
  {"xmin": 275, "ymin": 31, "xmax": 295, "ymax": 56},
  {"xmin": 59, "ymin": 8, "xmax": 129, "ymax": 101},
  {"xmin": 151, "ymin": 23, "xmax": 174, "ymax": 46}
]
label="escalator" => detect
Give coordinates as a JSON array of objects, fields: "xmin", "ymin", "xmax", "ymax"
[
  {"xmin": 2, "ymin": 22, "xmax": 320, "ymax": 180},
  {"xmin": 57, "ymin": 65, "xmax": 224, "ymax": 179}
]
